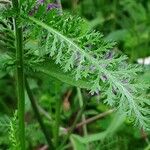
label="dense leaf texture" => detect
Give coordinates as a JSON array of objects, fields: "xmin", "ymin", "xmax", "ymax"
[{"xmin": 0, "ymin": 2, "xmax": 149, "ymax": 130}]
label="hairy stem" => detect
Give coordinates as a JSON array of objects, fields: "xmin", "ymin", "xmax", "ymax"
[
  {"xmin": 25, "ymin": 79, "xmax": 54, "ymax": 149},
  {"xmin": 54, "ymin": 97, "xmax": 61, "ymax": 148},
  {"xmin": 12, "ymin": 0, "xmax": 25, "ymax": 149}
]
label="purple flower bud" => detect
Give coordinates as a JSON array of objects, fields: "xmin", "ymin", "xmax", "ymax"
[
  {"xmin": 47, "ymin": 3, "xmax": 60, "ymax": 11},
  {"xmin": 29, "ymin": 1, "xmax": 60, "ymax": 16}
]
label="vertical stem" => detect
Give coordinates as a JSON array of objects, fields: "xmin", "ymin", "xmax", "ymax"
[
  {"xmin": 77, "ymin": 88, "xmax": 88, "ymax": 135},
  {"xmin": 25, "ymin": 79, "xmax": 54, "ymax": 149},
  {"xmin": 77, "ymin": 88, "xmax": 89, "ymax": 150},
  {"xmin": 12, "ymin": 0, "xmax": 25, "ymax": 149},
  {"xmin": 54, "ymin": 1, "xmax": 62, "ymax": 148},
  {"xmin": 54, "ymin": 98, "xmax": 61, "ymax": 148}
]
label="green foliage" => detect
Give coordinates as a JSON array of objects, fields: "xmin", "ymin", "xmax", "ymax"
[
  {"xmin": 0, "ymin": 115, "xmax": 10, "ymax": 132},
  {"xmin": 9, "ymin": 111, "xmax": 20, "ymax": 150},
  {"xmin": 26, "ymin": 9, "xmax": 149, "ymax": 129},
  {"xmin": 70, "ymin": 111, "xmax": 126, "ymax": 150},
  {"xmin": 26, "ymin": 123, "xmax": 46, "ymax": 148},
  {"xmin": 70, "ymin": 111, "xmax": 125, "ymax": 144},
  {"xmin": 70, "ymin": 134, "xmax": 86, "ymax": 150},
  {"xmin": 0, "ymin": 0, "xmax": 149, "ymax": 130},
  {"xmin": 0, "ymin": 114, "xmax": 10, "ymax": 147},
  {"xmin": 0, "ymin": 0, "xmax": 150, "ymax": 149}
]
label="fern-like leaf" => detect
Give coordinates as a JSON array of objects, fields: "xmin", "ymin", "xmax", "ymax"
[
  {"xmin": 9, "ymin": 111, "xmax": 20, "ymax": 150},
  {"xmin": 27, "ymin": 15, "xmax": 150, "ymax": 130},
  {"xmin": 1, "ymin": 1, "xmax": 149, "ymax": 130}
]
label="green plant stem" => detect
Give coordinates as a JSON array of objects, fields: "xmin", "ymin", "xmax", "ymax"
[
  {"xmin": 12, "ymin": 0, "xmax": 25, "ymax": 149},
  {"xmin": 54, "ymin": 98, "xmax": 61, "ymax": 148},
  {"xmin": 58, "ymin": 97, "xmax": 87, "ymax": 150},
  {"xmin": 77, "ymin": 88, "xmax": 87, "ymax": 135},
  {"xmin": 77, "ymin": 88, "xmax": 89, "ymax": 150},
  {"xmin": 25, "ymin": 79, "xmax": 54, "ymax": 150}
]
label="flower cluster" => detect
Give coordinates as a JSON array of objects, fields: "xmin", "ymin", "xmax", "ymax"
[{"xmin": 29, "ymin": 0, "xmax": 60, "ymax": 16}]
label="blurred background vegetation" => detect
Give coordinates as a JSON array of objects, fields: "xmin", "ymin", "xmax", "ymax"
[{"xmin": 0, "ymin": 0, "xmax": 150, "ymax": 149}]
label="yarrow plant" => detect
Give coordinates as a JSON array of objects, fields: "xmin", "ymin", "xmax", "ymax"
[{"xmin": 0, "ymin": 0, "xmax": 149, "ymax": 149}]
